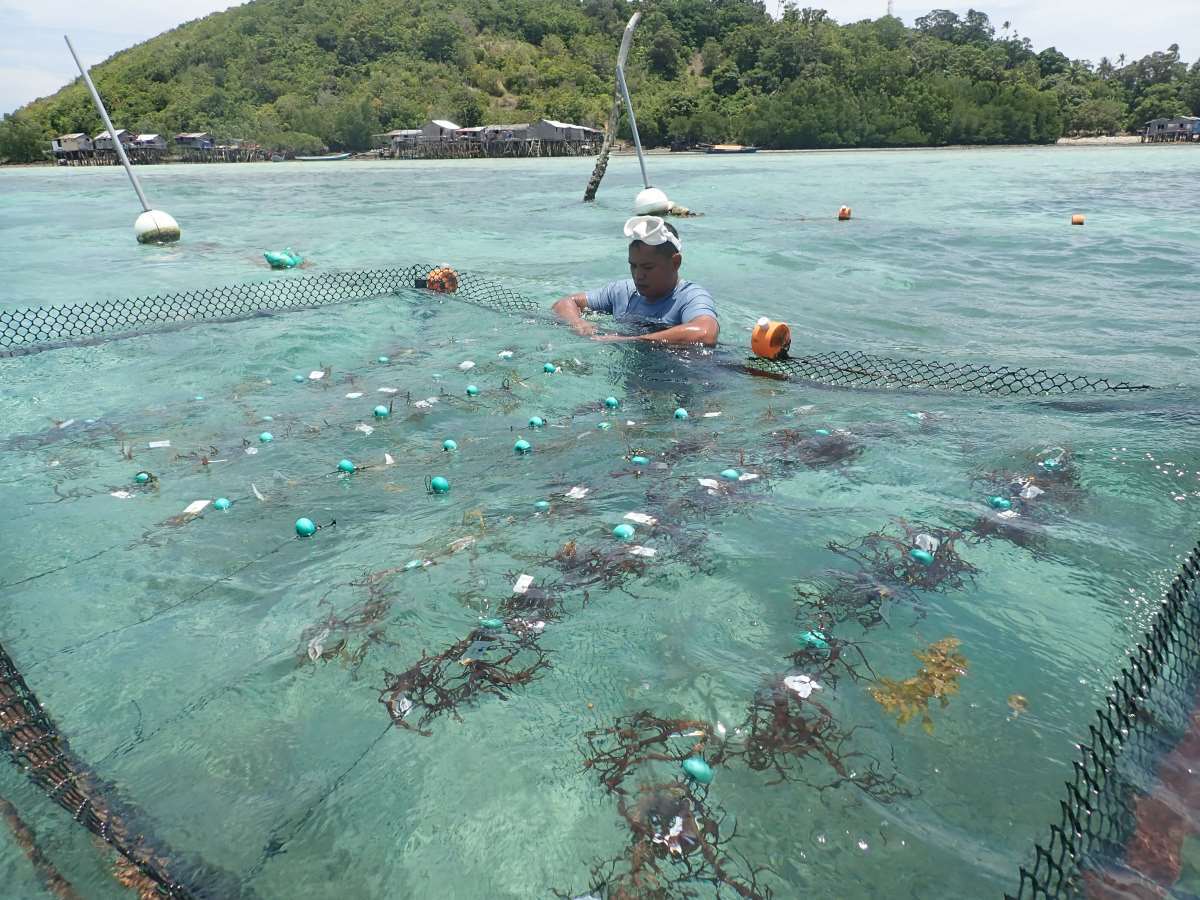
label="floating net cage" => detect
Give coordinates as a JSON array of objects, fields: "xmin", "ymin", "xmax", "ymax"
[
  {"xmin": 1009, "ymin": 543, "xmax": 1200, "ymax": 899},
  {"xmin": 0, "ymin": 265, "xmax": 1182, "ymax": 897},
  {"xmin": 0, "ymin": 267, "xmax": 1150, "ymax": 397},
  {"xmin": 0, "ymin": 642, "xmax": 199, "ymax": 898}
]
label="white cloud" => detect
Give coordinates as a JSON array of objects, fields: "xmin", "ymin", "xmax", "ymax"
[
  {"xmin": 0, "ymin": 64, "xmax": 66, "ymax": 110},
  {"xmin": 769, "ymin": 0, "xmax": 1196, "ymax": 63},
  {"xmin": 0, "ymin": 1, "xmax": 247, "ymax": 114},
  {"xmin": 0, "ymin": 1, "xmax": 246, "ymax": 36}
]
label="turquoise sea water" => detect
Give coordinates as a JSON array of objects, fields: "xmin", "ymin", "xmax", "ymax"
[{"xmin": 0, "ymin": 146, "xmax": 1198, "ymax": 898}]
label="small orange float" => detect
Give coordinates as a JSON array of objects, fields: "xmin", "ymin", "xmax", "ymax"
[
  {"xmin": 426, "ymin": 266, "xmax": 459, "ymax": 293},
  {"xmin": 751, "ymin": 317, "xmax": 791, "ymax": 360},
  {"xmin": 1071, "ymin": 214, "xmax": 1085, "ymax": 226},
  {"xmin": 837, "ymin": 206, "xmax": 852, "ymax": 221}
]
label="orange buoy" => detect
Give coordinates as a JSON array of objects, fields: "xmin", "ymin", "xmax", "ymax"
[
  {"xmin": 837, "ymin": 206, "xmax": 852, "ymax": 221},
  {"xmin": 426, "ymin": 266, "xmax": 459, "ymax": 293},
  {"xmin": 751, "ymin": 317, "xmax": 791, "ymax": 360},
  {"xmin": 1071, "ymin": 214, "xmax": 1085, "ymax": 226}
]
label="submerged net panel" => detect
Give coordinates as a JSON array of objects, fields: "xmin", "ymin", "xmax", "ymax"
[
  {"xmin": 1009, "ymin": 544, "xmax": 1200, "ymax": 898},
  {"xmin": 0, "ymin": 265, "xmax": 538, "ymax": 356},
  {"xmin": 746, "ymin": 350, "xmax": 1150, "ymax": 395},
  {"xmin": 0, "ymin": 640, "xmax": 196, "ymax": 898}
]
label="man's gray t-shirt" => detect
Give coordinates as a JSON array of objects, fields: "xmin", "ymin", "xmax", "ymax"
[{"xmin": 585, "ymin": 279, "xmax": 717, "ymax": 328}]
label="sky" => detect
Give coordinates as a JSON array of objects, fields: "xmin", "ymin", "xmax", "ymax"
[{"xmin": 2, "ymin": 0, "xmax": 1196, "ymax": 115}]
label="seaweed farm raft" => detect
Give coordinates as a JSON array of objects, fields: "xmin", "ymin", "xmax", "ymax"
[{"xmin": 383, "ymin": 118, "xmax": 602, "ymax": 160}]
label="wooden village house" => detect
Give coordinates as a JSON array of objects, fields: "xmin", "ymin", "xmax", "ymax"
[
  {"xmin": 50, "ymin": 133, "xmax": 93, "ymax": 160},
  {"xmin": 93, "ymin": 129, "xmax": 134, "ymax": 152},
  {"xmin": 174, "ymin": 132, "xmax": 214, "ymax": 150},
  {"xmin": 1142, "ymin": 116, "xmax": 1200, "ymax": 143}
]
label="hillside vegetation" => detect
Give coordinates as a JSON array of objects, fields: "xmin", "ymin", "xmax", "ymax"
[{"xmin": 1, "ymin": 0, "xmax": 1198, "ymax": 162}]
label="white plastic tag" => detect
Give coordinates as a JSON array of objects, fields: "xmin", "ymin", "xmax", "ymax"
[
  {"xmin": 148, "ymin": 440, "xmax": 171, "ymax": 449},
  {"xmin": 629, "ymin": 546, "xmax": 657, "ymax": 558},
  {"xmin": 183, "ymin": 500, "xmax": 210, "ymax": 515},
  {"xmin": 512, "ymin": 574, "xmax": 534, "ymax": 594},
  {"xmin": 624, "ymin": 512, "xmax": 657, "ymax": 526}
]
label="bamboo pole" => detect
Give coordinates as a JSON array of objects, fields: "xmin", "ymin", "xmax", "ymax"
[{"xmin": 583, "ymin": 12, "xmax": 641, "ymax": 202}]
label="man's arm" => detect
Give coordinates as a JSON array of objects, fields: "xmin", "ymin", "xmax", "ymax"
[
  {"xmin": 552, "ymin": 293, "xmax": 599, "ymax": 336},
  {"xmin": 593, "ymin": 315, "xmax": 719, "ymax": 347}
]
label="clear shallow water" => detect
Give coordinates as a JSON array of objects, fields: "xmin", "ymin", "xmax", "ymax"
[{"xmin": 0, "ymin": 147, "xmax": 1198, "ymax": 898}]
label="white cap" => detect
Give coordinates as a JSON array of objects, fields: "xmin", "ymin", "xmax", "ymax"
[{"xmin": 633, "ymin": 187, "xmax": 671, "ymax": 216}]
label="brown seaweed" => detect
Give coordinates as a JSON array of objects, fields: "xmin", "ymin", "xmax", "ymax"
[
  {"xmin": 870, "ymin": 637, "xmax": 968, "ymax": 734},
  {"xmin": 828, "ymin": 521, "xmax": 978, "ymax": 593},
  {"xmin": 378, "ymin": 626, "xmax": 552, "ymax": 736},
  {"xmin": 376, "ymin": 579, "xmax": 563, "ymax": 734},
  {"xmin": 714, "ymin": 680, "xmax": 909, "ymax": 800},
  {"xmin": 571, "ymin": 712, "xmax": 769, "ymax": 899},
  {"xmin": 768, "ymin": 428, "xmax": 865, "ymax": 470}
]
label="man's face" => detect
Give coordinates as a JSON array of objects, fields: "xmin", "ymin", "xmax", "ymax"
[{"xmin": 628, "ymin": 242, "xmax": 681, "ymax": 301}]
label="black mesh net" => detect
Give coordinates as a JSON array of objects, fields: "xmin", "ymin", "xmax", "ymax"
[
  {"xmin": 0, "ymin": 265, "xmax": 538, "ymax": 356},
  {"xmin": 1009, "ymin": 544, "xmax": 1200, "ymax": 898},
  {"xmin": 745, "ymin": 350, "xmax": 1150, "ymax": 395},
  {"xmin": 1, "ymin": 268, "xmax": 1148, "ymax": 397},
  {"xmin": 0, "ymin": 640, "xmax": 199, "ymax": 897}
]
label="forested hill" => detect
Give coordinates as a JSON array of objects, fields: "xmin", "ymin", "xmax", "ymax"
[{"xmin": 2, "ymin": 0, "xmax": 1198, "ymax": 162}]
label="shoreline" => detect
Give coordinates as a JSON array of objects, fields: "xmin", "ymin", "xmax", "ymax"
[{"xmin": 0, "ymin": 135, "xmax": 1157, "ymax": 168}]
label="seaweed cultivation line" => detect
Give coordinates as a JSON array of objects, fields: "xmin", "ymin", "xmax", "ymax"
[
  {"xmin": 0, "ymin": 640, "xmax": 208, "ymax": 898},
  {"xmin": 1, "ymin": 267, "xmax": 1151, "ymax": 397},
  {"xmin": 0, "ymin": 360, "xmax": 605, "ymax": 594},
  {"xmin": 1010, "ymin": 542, "xmax": 1200, "ymax": 899}
]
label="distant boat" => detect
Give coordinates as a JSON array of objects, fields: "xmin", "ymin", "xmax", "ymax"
[
  {"xmin": 295, "ymin": 152, "xmax": 351, "ymax": 161},
  {"xmin": 706, "ymin": 144, "xmax": 759, "ymax": 154},
  {"xmin": 270, "ymin": 153, "xmax": 285, "ymax": 162}
]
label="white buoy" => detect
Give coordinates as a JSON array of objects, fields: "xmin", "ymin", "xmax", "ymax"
[
  {"xmin": 65, "ymin": 35, "xmax": 180, "ymax": 244},
  {"xmin": 134, "ymin": 210, "xmax": 181, "ymax": 244},
  {"xmin": 634, "ymin": 187, "xmax": 672, "ymax": 216}
]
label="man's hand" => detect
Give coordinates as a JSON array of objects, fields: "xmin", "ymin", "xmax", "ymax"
[
  {"xmin": 571, "ymin": 320, "xmax": 599, "ymax": 337},
  {"xmin": 591, "ymin": 333, "xmax": 634, "ymax": 343}
]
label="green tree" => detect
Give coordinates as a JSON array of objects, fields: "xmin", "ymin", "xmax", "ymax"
[
  {"xmin": 1129, "ymin": 82, "xmax": 1188, "ymax": 127},
  {"xmin": 1069, "ymin": 98, "xmax": 1125, "ymax": 135},
  {"xmin": 700, "ymin": 38, "xmax": 722, "ymax": 75},
  {"xmin": 457, "ymin": 91, "xmax": 485, "ymax": 127},
  {"xmin": 419, "ymin": 20, "xmax": 465, "ymax": 64},
  {"xmin": 711, "ymin": 61, "xmax": 741, "ymax": 97},
  {"xmin": 0, "ymin": 114, "xmax": 47, "ymax": 162},
  {"xmin": 647, "ymin": 23, "xmax": 686, "ymax": 79},
  {"xmin": 333, "ymin": 96, "xmax": 378, "ymax": 151},
  {"xmin": 1037, "ymin": 47, "xmax": 1069, "ymax": 78}
]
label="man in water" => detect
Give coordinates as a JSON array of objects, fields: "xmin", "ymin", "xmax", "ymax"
[{"xmin": 552, "ymin": 217, "xmax": 719, "ymax": 347}]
